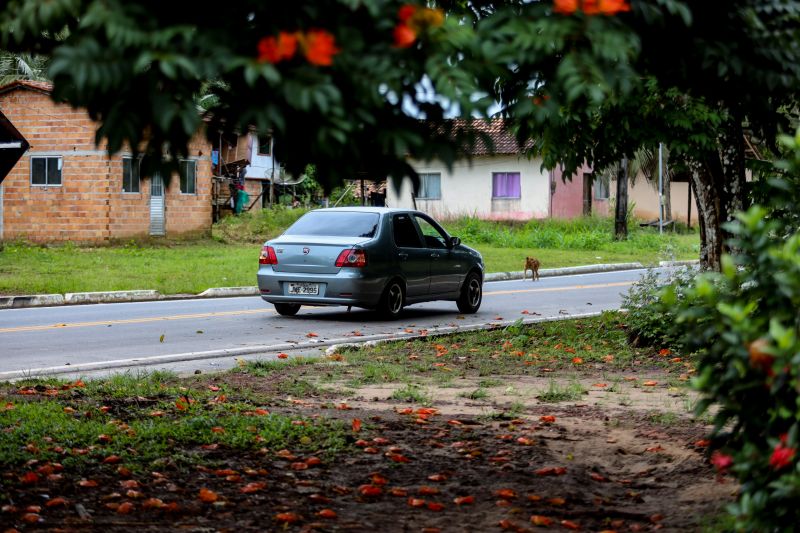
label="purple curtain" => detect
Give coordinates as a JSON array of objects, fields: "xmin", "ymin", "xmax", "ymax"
[{"xmin": 492, "ymin": 172, "xmax": 521, "ymax": 198}]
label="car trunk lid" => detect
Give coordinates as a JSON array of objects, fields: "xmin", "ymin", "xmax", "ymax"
[{"xmin": 269, "ymin": 235, "xmax": 371, "ymax": 274}]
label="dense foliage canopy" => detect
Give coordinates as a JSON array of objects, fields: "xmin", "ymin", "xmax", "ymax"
[{"xmin": 2, "ymin": 0, "xmax": 799, "ymax": 267}]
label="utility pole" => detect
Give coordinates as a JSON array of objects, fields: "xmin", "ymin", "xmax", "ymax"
[
  {"xmin": 614, "ymin": 156, "xmax": 628, "ymax": 240},
  {"xmin": 658, "ymin": 143, "xmax": 663, "ymax": 234}
]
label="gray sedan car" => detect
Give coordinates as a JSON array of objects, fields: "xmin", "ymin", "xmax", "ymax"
[{"xmin": 257, "ymin": 207, "xmax": 484, "ymax": 318}]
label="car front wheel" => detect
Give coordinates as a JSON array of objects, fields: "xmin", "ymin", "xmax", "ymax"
[
  {"xmin": 377, "ymin": 280, "xmax": 405, "ymax": 319},
  {"xmin": 457, "ymin": 272, "xmax": 482, "ymax": 313},
  {"xmin": 274, "ymin": 303, "xmax": 301, "ymax": 316}
]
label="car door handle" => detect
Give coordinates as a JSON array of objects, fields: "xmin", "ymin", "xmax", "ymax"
[
  {"xmin": 430, "ymin": 253, "xmax": 439, "ymax": 259},
  {"xmin": 398, "ymin": 252, "xmax": 408, "ymax": 260}
]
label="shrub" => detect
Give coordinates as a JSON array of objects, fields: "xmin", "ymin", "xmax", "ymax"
[
  {"xmin": 621, "ymin": 267, "xmax": 698, "ymax": 351},
  {"xmin": 666, "ymin": 131, "xmax": 800, "ymax": 531}
]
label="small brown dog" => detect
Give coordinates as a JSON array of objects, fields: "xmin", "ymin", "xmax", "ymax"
[{"xmin": 523, "ymin": 257, "xmax": 540, "ymax": 281}]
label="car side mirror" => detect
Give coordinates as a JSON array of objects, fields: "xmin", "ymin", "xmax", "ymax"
[{"xmin": 448, "ymin": 236, "xmax": 461, "ymax": 248}]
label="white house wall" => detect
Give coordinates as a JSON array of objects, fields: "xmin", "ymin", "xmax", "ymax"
[
  {"xmin": 386, "ymin": 155, "xmax": 550, "ymax": 220},
  {"xmin": 244, "ymin": 134, "xmax": 277, "ymax": 180}
]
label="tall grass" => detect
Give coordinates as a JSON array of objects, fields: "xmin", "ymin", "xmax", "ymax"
[
  {"xmin": 213, "ymin": 206, "xmax": 309, "ymax": 244},
  {"xmin": 441, "ymin": 215, "xmax": 686, "ymax": 252}
]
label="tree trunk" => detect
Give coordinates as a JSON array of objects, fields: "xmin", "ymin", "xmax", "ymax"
[
  {"xmin": 615, "ymin": 156, "xmax": 628, "ymax": 240},
  {"xmin": 689, "ymin": 118, "xmax": 748, "ymax": 270},
  {"xmin": 582, "ymin": 172, "xmax": 592, "ymax": 216}
]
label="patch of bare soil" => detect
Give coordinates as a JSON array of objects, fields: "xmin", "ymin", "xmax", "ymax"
[{"xmin": 2, "ymin": 368, "xmax": 734, "ymax": 532}]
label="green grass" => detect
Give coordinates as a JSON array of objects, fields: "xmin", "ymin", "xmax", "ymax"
[
  {"xmin": 537, "ymin": 378, "xmax": 588, "ymax": 403},
  {"xmin": 0, "ymin": 214, "xmax": 699, "ymax": 295},
  {"xmin": 322, "ymin": 313, "xmax": 660, "ymax": 388},
  {"xmin": 389, "ymin": 384, "xmax": 431, "ymax": 404},
  {"xmin": 0, "ymin": 372, "xmax": 347, "ymax": 471},
  {"xmin": 460, "ymin": 388, "xmax": 490, "ymax": 400}
]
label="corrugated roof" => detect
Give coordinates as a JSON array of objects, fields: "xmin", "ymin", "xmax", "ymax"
[
  {"xmin": 0, "ymin": 80, "xmax": 53, "ymax": 96},
  {"xmin": 431, "ymin": 118, "xmax": 533, "ymax": 156}
]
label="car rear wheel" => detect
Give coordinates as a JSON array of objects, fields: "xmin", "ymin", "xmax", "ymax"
[
  {"xmin": 274, "ymin": 303, "xmax": 301, "ymax": 316},
  {"xmin": 377, "ymin": 280, "xmax": 405, "ymax": 319},
  {"xmin": 457, "ymin": 272, "xmax": 482, "ymax": 313}
]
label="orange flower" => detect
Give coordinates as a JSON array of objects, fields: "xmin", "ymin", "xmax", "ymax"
[
  {"xmin": 303, "ymin": 29, "xmax": 339, "ymax": 66},
  {"xmin": 257, "ymin": 31, "xmax": 298, "ymax": 64},
  {"xmin": 554, "ymin": 0, "xmax": 630, "ymax": 15},
  {"xmin": 553, "ymin": 0, "xmax": 579, "ymax": 13},
  {"xmin": 598, "ymin": 0, "xmax": 631, "ymax": 14},
  {"xmin": 393, "ymin": 23, "xmax": 417, "ymax": 48}
]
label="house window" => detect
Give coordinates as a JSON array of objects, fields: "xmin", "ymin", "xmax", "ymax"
[
  {"xmin": 122, "ymin": 157, "xmax": 140, "ymax": 193},
  {"xmin": 417, "ymin": 173, "xmax": 441, "ymax": 200},
  {"xmin": 492, "ymin": 172, "xmax": 521, "ymax": 198},
  {"xmin": 593, "ymin": 173, "xmax": 609, "ymax": 200},
  {"xmin": 30, "ymin": 156, "xmax": 62, "ymax": 186},
  {"xmin": 258, "ymin": 137, "xmax": 272, "ymax": 156},
  {"xmin": 179, "ymin": 160, "xmax": 197, "ymax": 194}
]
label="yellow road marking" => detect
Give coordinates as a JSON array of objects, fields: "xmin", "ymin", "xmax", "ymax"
[
  {"xmin": 0, "ymin": 281, "xmax": 632, "ymax": 334},
  {"xmin": 0, "ymin": 309, "xmax": 274, "ymax": 334},
  {"xmin": 484, "ymin": 281, "xmax": 633, "ymax": 296}
]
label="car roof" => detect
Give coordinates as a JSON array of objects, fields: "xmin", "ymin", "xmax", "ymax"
[{"xmin": 308, "ymin": 207, "xmax": 417, "ymax": 215}]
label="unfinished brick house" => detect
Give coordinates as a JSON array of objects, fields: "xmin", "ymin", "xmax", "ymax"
[{"xmin": 0, "ymin": 80, "xmax": 213, "ymax": 243}]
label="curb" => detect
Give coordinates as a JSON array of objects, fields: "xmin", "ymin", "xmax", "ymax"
[
  {"xmin": 484, "ymin": 262, "xmax": 644, "ymax": 282},
  {"xmin": 0, "ymin": 294, "xmax": 64, "ymax": 309},
  {"xmin": 0, "ymin": 311, "xmax": 603, "ymax": 381},
  {"xmin": 64, "ymin": 290, "xmax": 161, "ymax": 305},
  {"xmin": 0, "ymin": 261, "xmax": 672, "ymax": 310}
]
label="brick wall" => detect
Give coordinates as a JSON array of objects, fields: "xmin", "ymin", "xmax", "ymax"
[{"xmin": 0, "ymin": 87, "xmax": 212, "ymax": 243}]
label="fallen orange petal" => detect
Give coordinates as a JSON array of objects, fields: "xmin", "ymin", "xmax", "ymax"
[
  {"xmin": 198, "ymin": 488, "xmax": 218, "ymax": 503},
  {"xmin": 495, "ymin": 488, "xmax": 517, "ymax": 499},
  {"xmin": 530, "ymin": 515, "xmax": 553, "ymax": 526},
  {"xmin": 275, "ymin": 512, "xmax": 301, "ymax": 523}
]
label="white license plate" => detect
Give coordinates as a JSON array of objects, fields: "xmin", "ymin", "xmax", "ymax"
[{"xmin": 287, "ymin": 282, "xmax": 319, "ymax": 296}]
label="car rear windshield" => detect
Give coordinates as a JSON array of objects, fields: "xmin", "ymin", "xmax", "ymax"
[{"xmin": 283, "ymin": 211, "xmax": 380, "ymax": 238}]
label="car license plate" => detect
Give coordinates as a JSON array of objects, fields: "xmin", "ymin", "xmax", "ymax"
[{"xmin": 287, "ymin": 282, "xmax": 319, "ymax": 296}]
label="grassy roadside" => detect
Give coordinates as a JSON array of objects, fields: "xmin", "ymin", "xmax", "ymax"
[
  {"xmin": 0, "ymin": 213, "xmax": 699, "ymax": 296},
  {"xmin": 0, "ymin": 314, "xmax": 729, "ymax": 531}
]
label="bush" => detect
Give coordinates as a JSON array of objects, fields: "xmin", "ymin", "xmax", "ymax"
[
  {"xmin": 666, "ymin": 131, "xmax": 800, "ymax": 531},
  {"xmin": 621, "ymin": 267, "xmax": 698, "ymax": 351}
]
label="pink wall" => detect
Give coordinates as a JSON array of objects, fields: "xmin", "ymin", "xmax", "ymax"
[{"xmin": 550, "ymin": 164, "xmax": 609, "ymax": 218}]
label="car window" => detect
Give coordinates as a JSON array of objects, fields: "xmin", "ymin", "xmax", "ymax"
[
  {"xmin": 283, "ymin": 211, "xmax": 379, "ymax": 237},
  {"xmin": 393, "ymin": 214, "xmax": 423, "ymax": 248},
  {"xmin": 415, "ymin": 215, "xmax": 448, "ymax": 249}
]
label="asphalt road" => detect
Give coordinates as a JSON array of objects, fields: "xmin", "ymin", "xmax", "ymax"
[{"xmin": 0, "ymin": 269, "xmax": 651, "ymax": 378}]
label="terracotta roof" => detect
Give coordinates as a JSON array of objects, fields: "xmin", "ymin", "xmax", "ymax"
[
  {"xmin": 431, "ymin": 118, "xmax": 533, "ymax": 156},
  {"xmin": 0, "ymin": 80, "xmax": 53, "ymax": 96}
]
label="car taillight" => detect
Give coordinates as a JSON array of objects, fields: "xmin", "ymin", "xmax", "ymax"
[
  {"xmin": 335, "ymin": 248, "xmax": 367, "ymax": 267},
  {"xmin": 259, "ymin": 245, "xmax": 278, "ymax": 265}
]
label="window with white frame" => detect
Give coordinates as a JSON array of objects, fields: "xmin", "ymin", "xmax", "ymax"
[
  {"xmin": 122, "ymin": 156, "xmax": 141, "ymax": 193},
  {"xmin": 30, "ymin": 156, "xmax": 62, "ymax": 186},
  {"xmin": 492, "ymin": 172, "xmax": 520, "ymax": 198},
  {"xmin": 179, "ymin": 160, "xmax": 197, "ymax": 194},
  {"xmin": 416, "ymin": 172, "xmax": 441, "ymax": 200}
]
